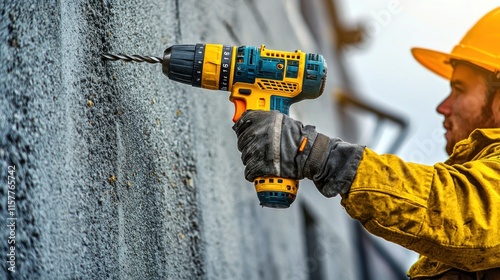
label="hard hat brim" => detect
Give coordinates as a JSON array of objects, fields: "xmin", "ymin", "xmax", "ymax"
[
  {"xmin": 412, "ymin": 46, "xmax": 500, "ymax": 80},
  {"xmin": 411, "ymin": 47, "xmax": 454, "ymax": 80}
]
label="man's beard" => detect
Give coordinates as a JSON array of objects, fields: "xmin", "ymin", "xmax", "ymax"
[{"xmin": 445, "ymin": 93, "xmax": 497, "ymax": 155}]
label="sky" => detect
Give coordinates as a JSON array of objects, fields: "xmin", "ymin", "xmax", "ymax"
[{"xmin": 336, "ymin": 0, "xmax": 500, "ymax": 164}]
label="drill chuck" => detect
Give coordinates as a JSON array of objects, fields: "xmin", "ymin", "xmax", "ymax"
[
  {"xmin": 162, "ymin": 44, "xmax": 233, "ymax": 91},
  {"xmin": 162, "ymin": 44, "xmax": 200, "ymax": 86}
]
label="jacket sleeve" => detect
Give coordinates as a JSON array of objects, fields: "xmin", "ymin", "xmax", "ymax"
[{"xmin": 340, "ymin": 148, "xmax": 500, "ymax": 272}]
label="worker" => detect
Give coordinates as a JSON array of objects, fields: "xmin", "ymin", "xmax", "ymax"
[{"xmin": 232, "ymin": 7, "xmax": 500, "ymax": 280}]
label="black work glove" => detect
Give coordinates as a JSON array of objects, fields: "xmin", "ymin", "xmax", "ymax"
[{"xmin": 232, "ymin": 110, "xmax": 365, "ymax": 197}]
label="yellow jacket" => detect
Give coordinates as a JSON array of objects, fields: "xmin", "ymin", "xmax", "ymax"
[{"xmin": 341, "ymin": 128, "xmax": 500, "ymax": 279}]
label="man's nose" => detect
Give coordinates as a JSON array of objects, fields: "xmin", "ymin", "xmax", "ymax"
[{"xmin": 436, "ymin": 95, "xmax": 452, "ymax": 116}]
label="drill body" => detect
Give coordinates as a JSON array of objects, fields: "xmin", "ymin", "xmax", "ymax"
[
  {"xmin": 105, "ymin": 43, "xmax": 327, "ymax": 208},
  {"xmin": 163, "ymin": 43, "xmax": 327, "ymax": 208},
  {"xmin": 165, "ymin": 44, "xmax": 327, "ymax": 121}
]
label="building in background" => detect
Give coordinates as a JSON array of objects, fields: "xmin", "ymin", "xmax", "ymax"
[{"xmin": 1, "ymin": 0, "xmax": 455, "ymax": 279}]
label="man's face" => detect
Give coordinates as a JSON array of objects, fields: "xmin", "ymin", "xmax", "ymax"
[{"xmin": 436, "ymin": 64, "xmax": 500, "ymax": 155}]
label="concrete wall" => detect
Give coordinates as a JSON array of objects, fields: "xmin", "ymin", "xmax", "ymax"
[
  {"xmin": 1, "ymin": 0, "xmax": 407, "ymax": 279},
  {"xmin": 2, "ymin": 0, "xmax": 204, "ymax": 278}
]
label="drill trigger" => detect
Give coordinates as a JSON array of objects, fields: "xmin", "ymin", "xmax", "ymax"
[{"xmin": 232, "ymin": 99, "xmax": 247, "ymax": 122}]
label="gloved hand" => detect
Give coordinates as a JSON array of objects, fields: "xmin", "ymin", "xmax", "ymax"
[{"xmin": 232, "ymin": 110, "xmax": 365, "ymax": 197}]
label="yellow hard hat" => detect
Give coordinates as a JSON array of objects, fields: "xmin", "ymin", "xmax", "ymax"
[{"xmin": 412, "ymin": 7, "xmax": 500, "ymax": 80}]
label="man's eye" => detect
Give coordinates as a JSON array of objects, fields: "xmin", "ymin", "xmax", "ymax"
[{"xmin": 453, "ymin": 86, "xmax": 464, "ymax": 94}]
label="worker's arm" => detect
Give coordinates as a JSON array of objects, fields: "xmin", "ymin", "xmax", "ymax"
[
  {"xmin": 233, "ymin": 111, "xmax": 500, "ymax": 272},
  {"xmin": 341, "ymin": 148, "xmax": 500, "ymax": 271}
]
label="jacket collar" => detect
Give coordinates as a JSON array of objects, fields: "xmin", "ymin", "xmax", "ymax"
[{"xmin": 446, "ymin": 128, "xmax": 500, "ymax": 165}]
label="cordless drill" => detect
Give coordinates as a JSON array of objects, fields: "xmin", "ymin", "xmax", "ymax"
[{"xmin": 103, "ymin": 43, "xmax": 327, "ymax": 208}]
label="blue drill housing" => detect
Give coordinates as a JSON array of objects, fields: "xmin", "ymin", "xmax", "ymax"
[{"xmin": 233, "ymin": 45, "xmax": 327, "ymax": 117}]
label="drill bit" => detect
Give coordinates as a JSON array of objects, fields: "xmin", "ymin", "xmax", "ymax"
[{"xmin": 101, "ymin": 53, "xmax": 163, "ymax": 64}]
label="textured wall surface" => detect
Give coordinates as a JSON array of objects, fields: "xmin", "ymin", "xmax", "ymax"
[
  {"xmin": 1, "ymin": 0, "xmax": 362, "ymax": 279},
  {"xmin": 1, "ymin": 0, "xmax": 205, "ymax": 278}
]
